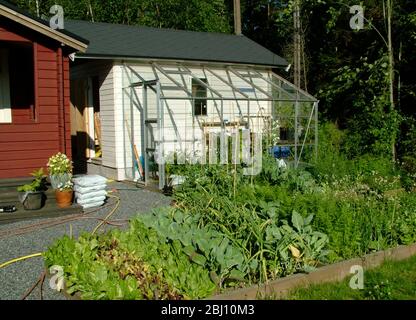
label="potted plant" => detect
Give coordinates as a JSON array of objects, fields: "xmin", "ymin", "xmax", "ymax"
[
  {"xmin": 47, "ymin": 153, "xmax": 73, "ymax": 189},
  {"xmin": 17, "ymin": 168, "xmax": 47, "ymax": 210},
  {"xmin": 55, "ymin": 180, "xmax": 74, "ymax": 208},
  {"xmin": 47, "ymin": 152, "xmax": 74, "ymax": 208}
]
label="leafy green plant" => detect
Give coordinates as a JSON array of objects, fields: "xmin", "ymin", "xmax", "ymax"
[
  {"xmin": 172, "ymin": 163, "xmax": 331, "ymax": 282},
  {"xmin": 138, "ymin": 208, "xmax": 249, "ymax": 288},
  {"xmin": 44, "ymin": 219, "xmax": 217, "ymax": 300},
  {"xmin": 17, "ymin": 168, "xmax": 47, "ymax": 192}
]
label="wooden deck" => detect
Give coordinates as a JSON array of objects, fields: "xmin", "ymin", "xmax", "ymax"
[{"xmin": 0, "ymin": 178, "xmax": 82, "ymax": 224}]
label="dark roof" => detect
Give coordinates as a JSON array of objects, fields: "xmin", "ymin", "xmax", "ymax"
[
  {"xmin": 64, "ymin": 20, "xmax": 288, "ymax": 67},
  {"xmin": 0, "ymin": 0, "xmax": 89, "ymax": 46}
]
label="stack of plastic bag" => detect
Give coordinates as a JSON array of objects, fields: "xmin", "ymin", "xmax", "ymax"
[{"xmin": 72, "ymin": 175, "xmax": 107, "ymax": 209}]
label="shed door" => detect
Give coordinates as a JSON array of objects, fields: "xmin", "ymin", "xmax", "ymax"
[{"xmin": 0, "ymin": 49, "xmax": 11, "ymax": 123}]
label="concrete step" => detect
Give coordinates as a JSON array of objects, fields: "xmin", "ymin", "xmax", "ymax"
[
  {"xmin": 0, "ymin": 178, "xmax": 34, "ymax": 193},
  {"xmin": 0, "ymin": 200, "xmax": 83, "ymax": 224},
  {"xmin": 0, "ymin": 177, "xmax": 33, "ymax": 187},
  {"xmin": 0, "ymin": 188, "xmax": 57, "ymax": 204},
  {"xmin": 0, "ymin": 177, "xmax": 55, "ymax": 193}
]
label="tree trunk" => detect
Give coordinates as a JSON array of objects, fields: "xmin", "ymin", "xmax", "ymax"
[{"xmin": 293, "ymin": 0, "xmax": 301, "ymax": 88}]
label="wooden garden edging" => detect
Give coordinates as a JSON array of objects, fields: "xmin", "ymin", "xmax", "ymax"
[
  {"xmin": 209, "ymin": 243, "xmax": 416, "ymax": 300},
  {"xmin": 47, "ymin": 243, "xmax": 416, "ymax": 300}
]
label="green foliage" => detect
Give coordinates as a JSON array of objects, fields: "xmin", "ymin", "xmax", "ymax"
[
  {"xmin": 310, "ymin": 123, "xmax": 402, "ymax": 190},
  {"xmin": 44, "ymin": 221, "xmax": 216, "ymax": 300},
  {"xmin": 12, "ymin": 0, "xmax": 231, "ymax": 33},
  {"xmin": 318, "ymin": 55, "xmax": 400, "ymax": 158},
  {"xmin": 297, "ymin": 0, "xmax": 414, "ymax": 162},
  {"xmin": 174, "ymin": 164, "xmax": 331, "ymax": 281},
  {"xmin": 309, "ymin": 122, "xmax": 350, "ymax": 180},
  {"xmin": 365, "ymin": 280, "xmax": 393, "ymax": 300},
  {"xmin": 174, "ymin": 151, "xmax": 416, "ymax": 265},
  {"xmin": 398, "ymin": 117, "xmax": 416, "ymax": 191},
  {"xmin": 260, "ymin": 154, "xmax": 319, "ymax": 193},
  {"xmin": 17, "ymin": 168, "xmax": 47, "ymax": 192},
  {"xmin": 140, "ymin": 207, "xmax": 328, "ymax": 284},
  {"xmin": 139, "ymin": 208, "xmax": 248, "ymax": 287}
]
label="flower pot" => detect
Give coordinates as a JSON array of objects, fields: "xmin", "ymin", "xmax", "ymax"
[
  {"xmin": 49, "ymin": 174, "xmax": 72, "ymax": 190},
  {"xmin": 55, "ymin": 190, "xmax": 73, "ymax": 208},
  {"xmin": 18, "ymin": 191, "xmax": 44, "ymax": 210}
]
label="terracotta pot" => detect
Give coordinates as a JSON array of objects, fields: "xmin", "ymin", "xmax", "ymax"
[{"xmin": 55, "ymin": 190, "xmax": 73, "ymax": 208}]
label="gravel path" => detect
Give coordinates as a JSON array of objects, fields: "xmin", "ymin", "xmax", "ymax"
[{"xmin": 0, "ymin": 182, "xmax": 171, "ymax": 300}]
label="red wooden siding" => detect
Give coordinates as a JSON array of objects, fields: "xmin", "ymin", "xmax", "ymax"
[
  {"xmin": 0, "ymin": 25, "xmax": 30, "ymax": 42},
  {"xmin": 0, "ymin": 20, "xmax": 72, "ymax": 179}
]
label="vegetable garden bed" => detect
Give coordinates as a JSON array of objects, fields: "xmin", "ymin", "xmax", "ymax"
[{"xmin": 44, "ymin": 152, "xmax": 416, "ymax": 300}]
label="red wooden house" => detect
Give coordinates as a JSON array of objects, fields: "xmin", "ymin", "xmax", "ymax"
[{"xmin": 0, "ymin": 1, "xmax": 88, "ymax": 179}]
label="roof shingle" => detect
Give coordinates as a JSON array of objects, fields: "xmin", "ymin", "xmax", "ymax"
[{"xmin": 64, "ymin": 20, "xmax": 288, "ymax": 67}]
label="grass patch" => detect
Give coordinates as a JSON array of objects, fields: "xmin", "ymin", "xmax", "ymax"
[{"xmin": 288, "ymin": 255, "xmax": 416, "ymax": 300}]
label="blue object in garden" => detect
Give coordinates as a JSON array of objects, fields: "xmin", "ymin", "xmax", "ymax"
[
  {"xmin": 281, "ymin": 146, "xmax": 291, "ymax": 158},
  {"xmin": 270, "ymin": 146, "xmax": 291, "ymax": 159},
  {"xmin": 270, "ymin": 146, "xmax": 281, "ymax": 159}
]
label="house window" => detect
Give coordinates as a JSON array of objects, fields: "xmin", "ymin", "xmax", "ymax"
[
  {"xmin": 0, "ymin": 42, "xmax": 36, "ymax": 124},
  {"xmin": 0, "ymin": 49, "xmax": 11, "ymax": 123},
  {"xmin": 192, "ymin": 78, "xmax": 207, "ymax": 116},
  {"xmin": 9, "ymin": 43, "xmax": 35, "ymax": 123}
]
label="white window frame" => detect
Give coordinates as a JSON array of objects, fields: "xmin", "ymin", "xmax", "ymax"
[{"xmin": 0, "ymin": 48, "xmax": 11, "ymax": 123}]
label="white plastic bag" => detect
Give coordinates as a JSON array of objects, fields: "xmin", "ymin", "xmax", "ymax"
[
  {"xmin": 75, "ymin": 190, "xmax": 107, "ymax": 202},
  {"xmin": 74, "ymin": 184, "xmax": 106, "ymax": 194},
  {"xmin": 77, "ymin": 195, "xmax": 106, "ymax": 206},
  {"xmin": 72, "ymin": 175, "xmax": 107, "ymax": 187},
  {"xmin": 81, "ymin": 201, "xmax": 105, "ymax": 209}
]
